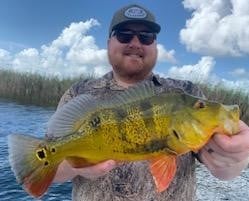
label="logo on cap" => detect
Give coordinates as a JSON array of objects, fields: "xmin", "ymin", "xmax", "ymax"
[{"xmin": 124, "ymin": 6, "xmax": 147, "ymax": 19}]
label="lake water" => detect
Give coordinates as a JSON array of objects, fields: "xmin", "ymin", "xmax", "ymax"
[{"xmin": 0, "ymin": 100, "xmax": 248, "ymax": 200}]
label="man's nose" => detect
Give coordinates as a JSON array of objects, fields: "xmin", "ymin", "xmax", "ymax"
[{"xmin": 129, "ymin": 35, "xmax": 142, "ymax": 46}]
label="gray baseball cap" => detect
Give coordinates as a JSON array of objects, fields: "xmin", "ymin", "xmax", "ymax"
[{"xmin": 109, "ymin": 4, "xmax": 161, "ymax": 37}]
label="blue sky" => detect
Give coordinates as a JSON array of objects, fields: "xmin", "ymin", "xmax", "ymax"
[{"xmin": 0, "ymin": 0, "xmax": 249, "ymax": 92}]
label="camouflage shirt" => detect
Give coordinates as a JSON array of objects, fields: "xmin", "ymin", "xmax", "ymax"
[{"xmin": 57, "ymin": 71, "xmax": 204, "ymax": 201}]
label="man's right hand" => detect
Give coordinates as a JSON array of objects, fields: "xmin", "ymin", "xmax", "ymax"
[{"xmin": 53, "ymin": 159, "xmax": 117, "ymax": 183}]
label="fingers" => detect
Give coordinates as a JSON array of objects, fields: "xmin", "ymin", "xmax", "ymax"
[
  {"xmin": 199, "ymin": 122, "xmax": 249, "ymax": 180},
  {"xmin": 205, "ymin": 137, "xmax": 249, "ymax": 163},
  {"xmin": 199, "ymin": 147, "xmax": 235, "ymax": 169},
  {"xmin": 54, "ymin": 160, "xmax": 79, "ymax": 183},
  {"xmin": 212, "ymin": 120, "xmax": 249, "ymax": 153},
  {"xmin": 75, "ymin": 160, "xmax": 117, "ymax": 179},
  {"xmin": 213, "ymin": 133, "xmax": 249, "ymax": 153}
]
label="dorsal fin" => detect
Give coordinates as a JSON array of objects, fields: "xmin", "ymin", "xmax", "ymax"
[
  {"xmin": 47, "ymin": 94, "xmax": 98, "ymax": 137},
  {"xmin": 103, "ymin": 82, "xmax": 157, "ymax": 107}
]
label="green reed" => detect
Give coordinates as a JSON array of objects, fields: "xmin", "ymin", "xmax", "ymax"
[
  {"xmin": 0, "ymin": 69, "xmax": 87, "ymax": 107},
  {"xmin": 200, "ymin": 84, "xmax": 249, "ymax": 124}
]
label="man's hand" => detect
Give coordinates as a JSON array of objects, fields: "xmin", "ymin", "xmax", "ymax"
[
  {"xmin": 199, "ymin": 120, "xmax": 249, "ymax": 180},
  {"xmin": 54, "ymin": 160, "xmax": 117, "ymax": 183}
]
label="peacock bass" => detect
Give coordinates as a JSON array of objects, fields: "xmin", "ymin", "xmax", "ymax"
[{"xmin": 8, "ymin": 83, "xmax": 240, "ymax": 198}]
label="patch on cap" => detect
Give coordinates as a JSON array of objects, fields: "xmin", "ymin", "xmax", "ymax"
[{"xmin": 124, "ymin": 6, "xmax": 147, "ymax": 19}]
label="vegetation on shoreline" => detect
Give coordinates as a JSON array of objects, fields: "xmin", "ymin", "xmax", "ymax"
[
  {"xmin": 0, "ymin": 69, "xmax": 85, "ymax": 107},
  {"xmin": 0, "ymin": 69, "xmax": 248, "ymax": 123},
  {"xmin": 200, "ymin": 84, "xmax": 249, "ymax": 124}
]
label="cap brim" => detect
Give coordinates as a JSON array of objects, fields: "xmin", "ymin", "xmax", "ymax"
[{"xmin": 113, "ymin": 20, "xmax": 161, "ymax": 33}]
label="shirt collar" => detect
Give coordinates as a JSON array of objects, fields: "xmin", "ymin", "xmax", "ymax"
[{"xmin": 92, "ymin": 71, "xmax": 162, "ymax": 90}]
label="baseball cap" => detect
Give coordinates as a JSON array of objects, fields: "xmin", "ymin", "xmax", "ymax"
[{"xmin": 109, "ymin": 4, "xmax": 161, "ymax": 37}]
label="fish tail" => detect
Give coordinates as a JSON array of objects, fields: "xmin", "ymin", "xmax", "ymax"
[{"xmin": 8, "ymin": 134, "xmax": 59, "ymax": 198}]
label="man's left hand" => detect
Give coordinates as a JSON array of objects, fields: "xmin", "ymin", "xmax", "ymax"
[{"xmin": 199, "ymin": 120, "xmax": 249, "ymax": 180}]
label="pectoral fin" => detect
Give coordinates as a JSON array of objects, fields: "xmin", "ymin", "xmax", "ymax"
[{"xmin": 149, "ymin": 155, "xmax": 177, "ymax": 193}]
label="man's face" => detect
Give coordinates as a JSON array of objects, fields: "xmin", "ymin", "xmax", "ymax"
[{"xmin": 108, "ymin": 23, "xmax": 158, "ymax": 80}]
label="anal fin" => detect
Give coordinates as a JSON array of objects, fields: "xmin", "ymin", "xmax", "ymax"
[{"xmin": 149, "ymin": 155, "xmax": 177, "ymax": 193}]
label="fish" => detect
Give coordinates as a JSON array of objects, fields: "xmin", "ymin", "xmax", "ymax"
[{"xmin": 8, "ymin": 83, "xmax": 240, "ymax": 198}]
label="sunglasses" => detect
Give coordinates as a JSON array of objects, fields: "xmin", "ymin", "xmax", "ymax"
[{"xmin": 111, "ymin": 29, "xmax": 157, "ymax": 45}]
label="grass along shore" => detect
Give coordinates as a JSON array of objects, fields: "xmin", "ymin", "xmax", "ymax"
[
  {"xmin": 0, "ymin": 69, "xmax": 83, "ymax": 107},
  {"xmin": 0, "ymin": 69, "xmax": 248, "ymax": 123}
]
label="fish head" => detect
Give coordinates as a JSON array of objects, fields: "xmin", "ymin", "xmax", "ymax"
[{"xmin": 168, "ymin": 93, "xmax": 240, "ymax": 151}]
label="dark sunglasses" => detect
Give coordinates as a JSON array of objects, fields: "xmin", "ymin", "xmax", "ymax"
[{"xmin": 111, "ymin": 29, "xmax": 157, "ymax": 45}]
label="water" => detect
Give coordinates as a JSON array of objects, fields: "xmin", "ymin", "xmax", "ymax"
[
  {"xmin": 0, "ymin": 100, "xmax": 71, "ymax": 201},
  {"xmin": 0, "ymin": 100, "xmax": 248, "ymax": 200}
]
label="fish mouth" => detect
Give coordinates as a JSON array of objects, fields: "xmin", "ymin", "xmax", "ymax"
[
  {"xmin": 214, "ymin": 104, "xmax": 240, "ymax": 136},
  {"xmin": 223, "ymin": 119, "xmax": 239, "ymax": 135},
  {"xmin": 223, "ymin": 104, "xmax": 240, "ymax": 135}
]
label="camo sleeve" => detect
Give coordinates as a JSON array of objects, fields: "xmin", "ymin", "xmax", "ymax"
[{"xmin": 57, "ymin": 87, "xmax": 76, "ymax": 109}]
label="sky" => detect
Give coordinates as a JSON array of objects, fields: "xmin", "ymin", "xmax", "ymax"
[{"xmin": 0, "ymin": 0, "xmax": 249, "ymax": 93}]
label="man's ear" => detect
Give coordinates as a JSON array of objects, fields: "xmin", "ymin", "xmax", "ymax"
[{"xmin": 107, "ymin": 38, "xmax": 111, "ymax": 46}]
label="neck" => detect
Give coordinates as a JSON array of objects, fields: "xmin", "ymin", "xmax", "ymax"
[{"xmin": 112, "ymin": 71, "xmax": 152, "ymax": 88}]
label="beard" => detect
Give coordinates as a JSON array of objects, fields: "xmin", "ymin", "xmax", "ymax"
[{"xmin": 108, "ymin": 44, "xmax": 157, "ymax": 82}]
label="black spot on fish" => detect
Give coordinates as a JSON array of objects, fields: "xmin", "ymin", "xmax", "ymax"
[
  {"xmin": 139, "ymin": 100, "xmax": 152, "ymax": 111},
  {"xmin": 115, "ymin": 108, "xmax": 128, "ymax": 120},
  {"xmin": 44, "ymin": 161, "xmax": 49, "ymax": 166},
  {"xmin": 120, "ymin": 131, "xmax": 128, "ymax": 141},
  {"xmin": 37, "ymin": 149, "xmax": 46, "ymax": 159},
  {"xmin": 51, "ymin": 148, "xmax": 56, "ymax": 153},
  {"xmin": 126, "ymin": 139, "xmax": 167, "ymax": 153},
  {"xmin": 144, "ymin": 139, "xmax": 167, "ymax": 152},
  {"xmin": 90, "ymin": 116, "xmax": 101, "ymax": 128},
  {"xmin": 139, "ymin": 101, "xmax": 155, "ymax": 130},
  {"xmin": 181, "ymin": 93, "xmax": 187, "ymax": 103},
  {"xmin": 198, "ymin": 101, "xmax": 205, "ymax": 108},
  {"xmin": 173, "ymin": 129, "xmax": 180, "ymax": 140},
  {"xmin": 194, "ymin": 100, "xmax": 206, "ymax": 109}
]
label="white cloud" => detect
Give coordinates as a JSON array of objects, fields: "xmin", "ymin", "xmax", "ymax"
[
  {"xmin": 0, "ymin": 19, "xmax": 111, "ymax": 78},
  {"xmin": 161, "ymin": 56, "xmax": 249, "ymax": 94},
  {"xmin": 157, "ymin": 44, "xmax": 177, "ymax": 64},
  {"xmin": 13, "ymin": 48, "xmax": 40, "ymax": 71},
  {"xmin": 0, "ymin": 49, "xmax": 12, "ymax": 68},
  {"xmin": 229, "ymin": 67, "xmax": 249, "ymax": 79},
  {"xmin": 180, "ymin": 0, "xmax": 249, "ymax": 56},
  {"xmin": 218, "ymin": 78, "xmax": 249, "ymax": 95},
  {"xmin": 167, "ymin": 56, "xmax": 215, "ymax": 82}
]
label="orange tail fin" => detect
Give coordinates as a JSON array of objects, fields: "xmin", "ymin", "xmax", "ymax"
[
  {"xmin": 8, "ymin": 134, "xmax": 59, "ymax": 198},
  {"xmin": 23, "ymin": 166, "xmax": 58, "ymax": 197},
  {"xmin": 149, "ymin": 155, "xmax": 177, "ymax": 192}
]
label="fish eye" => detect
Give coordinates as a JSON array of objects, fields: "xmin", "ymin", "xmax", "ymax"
[{"xmin": 194, "ymin": 100, "xmax": 206, "ymax": 109}]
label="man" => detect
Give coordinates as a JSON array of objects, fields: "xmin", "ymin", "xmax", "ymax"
[{"xmin": 53, "ymin": 4, "xmax": 249, "ymax": 201}]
